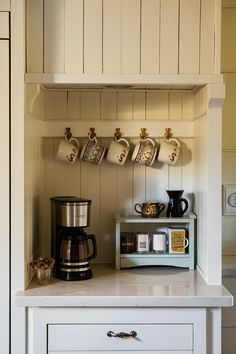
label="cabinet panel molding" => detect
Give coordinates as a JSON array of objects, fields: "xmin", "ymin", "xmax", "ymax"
[
  {"xmin": 0, "ymin": 0, "xmax": 10, "ymax": 10},
  {"xmin": 0, "ymin": 12, "xmax": 9, "ymax": 38},
  {"xmin": 200, "ymin": 0, "xmax": 215, "ymax": 74}
]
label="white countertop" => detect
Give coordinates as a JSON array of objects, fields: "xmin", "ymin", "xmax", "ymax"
[{"xmin": 15, "ymin": 264, "xmax": 233, "ymax": 308}]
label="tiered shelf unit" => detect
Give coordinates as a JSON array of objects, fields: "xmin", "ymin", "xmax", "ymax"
[{"xmin": 115, "ymin": 213, "xmax": 197, "ymax": 270}]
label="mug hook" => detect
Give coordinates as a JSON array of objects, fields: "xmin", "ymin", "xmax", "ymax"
[
  {"xmin": 140, "ymin": 128, "xmax": 147, "ymax": 140},
  {"xmin": 164, "ymin": 128, "xmax": 172, "ymax": 141},
  {"xmin": 65, "ymin": 127, "xmax": 72, "ymax": 141},
  {"xmin": 89, "ymin": 127, "xmax": 96, "ymax": 140},
  {"xmin": 114, "ymin": 128, "xmax": 121, "ymax": 141}
]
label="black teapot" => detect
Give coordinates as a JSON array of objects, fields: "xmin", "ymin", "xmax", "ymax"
[{"xmin": 166, "ymin": 190, "xmax": 188, "ymax": 217}]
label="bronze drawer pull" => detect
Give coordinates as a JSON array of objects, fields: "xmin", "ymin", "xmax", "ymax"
[{"xmin": 107, "ymin": 330, "xmax": 137, "ymax": 338}]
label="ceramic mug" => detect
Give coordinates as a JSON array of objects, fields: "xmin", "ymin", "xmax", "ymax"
[
  {"xmin": 135, "ymin": 202, "xmax": 165, "ymax": 218},
  {"xmin": 56, "ymin": 136, "xmax": 80, "ymax": 164},
  {"xmin": 157, "ymin": 138, "xmax": 180, "ymax": 165},
  {"xmin": 106, "ymin": 138, "xmax": 130, "ymax": 166},
  {"xmin": 132, "ymin": 138, "xmax": 157, "ymax": 166},
  {"xmin": 168, "ymin": 229, "xmax": 189, "ymax": 254},
  {"xmin": 80, "ymin": 136, "xmax": 106, "ymax": 165}
]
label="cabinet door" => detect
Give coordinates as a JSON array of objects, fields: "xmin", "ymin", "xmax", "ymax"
[{"xmin": 0, "ymin": 17, "xmax": 10, "ymax": 354}]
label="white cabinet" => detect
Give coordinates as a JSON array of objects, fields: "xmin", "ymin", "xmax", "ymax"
[
  {"xmin": 0, "ymin": 12, "xmax": 10, "ymax": 354},
  {"xmin": 115, "ymin": 214, "xmax": 196, "ymax": 270},
  {"xmin": 28, "ymin": 307, "xmax": 206, "ymax": 354}
]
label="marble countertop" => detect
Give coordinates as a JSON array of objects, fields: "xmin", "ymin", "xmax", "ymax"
[{"xmin": 15, "ymin": 264, "xmax": 233, "ymax": 308}]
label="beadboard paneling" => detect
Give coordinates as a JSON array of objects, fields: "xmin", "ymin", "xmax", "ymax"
[
  {"xmin": 27, "ymin": 0, "xmax": 219, "ymax": 74},
  {"xmin": 29, "ymin": 88, "xmax": 194, "ymax": 125},
  {"xmin": 38, "ymin": 136, "xmax": 194, "ymax": 263}
]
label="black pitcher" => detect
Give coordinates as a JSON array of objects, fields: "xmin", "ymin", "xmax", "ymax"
[{"xmin": 166, "ymin": 190, "xmax": 188, "ymax": 217}]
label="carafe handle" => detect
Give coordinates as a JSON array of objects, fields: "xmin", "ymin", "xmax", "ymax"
[
  {"xmin": 179, "ymin": 198, "xmax": 188, "ymax": 215},
  {"xmin": 87, "ymin": 234, "xmax": 97, "ymax": 261}
]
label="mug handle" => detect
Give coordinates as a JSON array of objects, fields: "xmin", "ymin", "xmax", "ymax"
[
  {"xmin": 88, "ymin": 133, "xmax": 98, "ymax": 143},
  {"xmin": 144, "ymin": 137, "xmax": 155, "ymax": 146},
  {"xmin": 135, "ymin": 203, "xmax": 142, "ymax": 214},
  {"xmin": 168, "ymin": 137, "xmax": 180, "ymax": 148},
  {"xmin": 116, "ymin": 137, "xmax": 130, "ymax": 149},
  {"xmin": 179, "ymin": 198, "xmax": 189, "ymax": 215},
  {"xmin": 184, "ymin": 237, "xmax": 189, "ymax": 249},
  {"xmin": 159, "ymin": 203, "xmax": 165, "ymax": 213},
  {"xmin": 69, "ymin": 137, "xmax": 80, "ymax": 148}
]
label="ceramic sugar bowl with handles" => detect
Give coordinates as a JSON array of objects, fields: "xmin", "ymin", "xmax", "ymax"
[{"xmin": 135, "ymin": 202, "xmax": 165, "ymax": 218}]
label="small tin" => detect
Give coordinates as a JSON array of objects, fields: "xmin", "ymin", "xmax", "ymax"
[{"xmin": 136, "ymin": 232, "xmax": 150, "ymax": 253}]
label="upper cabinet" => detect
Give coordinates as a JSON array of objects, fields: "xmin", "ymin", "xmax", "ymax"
[
  {"xmin": 26, "ymin": 0, "xmax": 221, "ymax": 84},
  {"xmin": 0, "ymin": 0, "xmax": 10, "ymax": 11}
]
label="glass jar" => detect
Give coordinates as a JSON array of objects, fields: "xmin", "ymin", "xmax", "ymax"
[
  {"xmin": 136, "ymin": 232, "xmax": 150, "ymax": 253},
  {"xmin": 120, "ymin": 232, "xmax": 136, "ymax": 253}
]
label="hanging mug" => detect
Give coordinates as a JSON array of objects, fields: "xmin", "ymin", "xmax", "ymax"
[
  {"xmin": 132, "ymin": 137, "xmax": 157, "ymax": 167},
  {"xmin": 106, "ymin": 137, "xmax": 130, "ymax": 166},
  {"xmin": 56, "ymin": 135, "xmax": 80, "ymax": 164},
  {"xmin": 80, "ymin": 134, "xmax": 106, "ymax": 165},
  {"xmin": 157, "ymin": 138, "xmax": 180, "ymax": 165}
]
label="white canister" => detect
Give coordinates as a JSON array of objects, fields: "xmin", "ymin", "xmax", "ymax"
[
  {"xmin": 136, "ymin": 233, "xmax": 150, "ymax": 253},
  {"xmin": 152, "ymin": 232, "xmax": 167, "ymax": 253}
]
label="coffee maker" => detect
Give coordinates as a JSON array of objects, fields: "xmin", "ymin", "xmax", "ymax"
[{"xmin": 50, "ymin": 196, "xmax": 97, "ymax": 281}]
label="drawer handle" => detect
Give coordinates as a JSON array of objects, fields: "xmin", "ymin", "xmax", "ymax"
[{"xmin": 107, "ymin": 330, "xmax": 137, "ymax": 338}]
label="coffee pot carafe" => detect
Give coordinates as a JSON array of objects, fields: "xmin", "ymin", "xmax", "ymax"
[
  {"xmin": 57, "ymin": 229, "xmax": 97, "ymax": 281},
  {"xmin": 166, "ymin": 190, "xmax": 188, "ymax": 217}
]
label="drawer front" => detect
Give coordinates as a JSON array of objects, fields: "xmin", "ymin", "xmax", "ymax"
[
  {"xmin": 48, "ymin": 323, "xmax": 193, "ymax": 352},
  {"xmin": 0, "ymin": 12, "xmax": 9, "ymax": 39}
]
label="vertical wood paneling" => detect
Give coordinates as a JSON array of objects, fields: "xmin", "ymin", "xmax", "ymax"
[
  {"xmin": 182, "ymin": 138, "xmax": 194, "ymax": 211},
  {"xmin": 200, "ymin": 0, "xmax": 215, "ymax": 74},
  {"xmin": 80, "ymin": 152, "xmax": 102, "ymax": 260},
  {"xmin": 146, "ymin": 92, "xmax": 169, "ymax": 120},
  {"xmin": 133, "ymin": 92, "xmax": 146, "ymax": 120},
  {"xmin": 44, "ymin": 0, "xmax": 65, "ymax": 73},
  {"xmin": 101, "ymin": 92, "xmax": 117, "ymax": 120},
  {"xmin": 40, "ymin": 138, "xmax": 54, "ymax": 257},
  {"xmin": 44, "ymin": 91, "xmax": 54, "ymax": 120},
  {"xmin": 183, "ymin": 92, "xmax": 193, "ymax": 120},
  {"xmin": 118, "ymin": 92, "xmax": 133, "ymax": 120},
  {"xmin": 68, "ymin": 92, "xmax": 81, "ymax": 120},
  {"xmin": 100, "ymin": 142, "xmax": 117, "ymax": 262},
  {"xmin": 133, "ymin": 164, "xmax": 146, "ymax": 212},
  {"xmin": 160, "ymin": 0, "xmax": 179, "ymax": 74},
  {"xmin": 81, "ymin": 92, "xmax": 101, "ymax": 120},
  {"xmin": 121, "ymin": 0, "xmax": 140, "ymax": 73},
  {"xmin": 141, "ymin": 0, "xmax": 160, "ymax": 74},
  {"xmin": 103, "ymin": 0, "xmax": 122, "ymax": 74},
  {"xmin": 117, "ymin": 161, "xmax": 133, "ymax": 215},
  {"xmin": 84, "ymin": 0, "xmax": 102, "ymax": 73},
  {"xmin": 170, "ymin": 92, "xmax": 183, "ymax": 120},
  {"xmin": 26, "ymin": 0, "xmax": 44, "ymax": 72},
  {"xmin": 65, "ymin": 0, "xmax": 83, "ymax": 73},
  {"xmin": 53, "ymin": 92, "xmax": 68, "ymax": 120},
  {"xmin": 179, "ymin": 0, "xmax": 200, "ymax": 74}
]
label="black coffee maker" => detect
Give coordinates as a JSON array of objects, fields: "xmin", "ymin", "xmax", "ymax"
[{"xmin": 50, "ymin": 196, "xmax": 97, "ymax": 281}]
